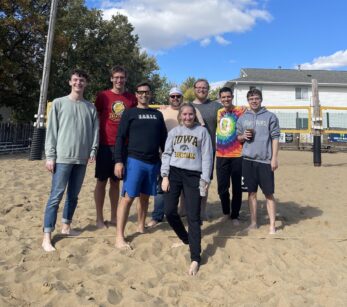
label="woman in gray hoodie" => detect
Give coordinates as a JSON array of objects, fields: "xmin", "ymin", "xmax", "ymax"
[{"xmin": 161, "ymin": 103, "xmax": 213, "ymax": 276}]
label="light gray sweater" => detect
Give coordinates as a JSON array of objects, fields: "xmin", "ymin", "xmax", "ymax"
[
  {"xmin": 161, "ymin": 124, "xmax": 213, "ymax": 183},
  {"xmin": 45, "ymin": 96, "xmax": 99, "ymax": 164}
]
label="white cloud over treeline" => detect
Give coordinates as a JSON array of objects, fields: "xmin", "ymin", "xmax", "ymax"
[{"xmin": 100, "ymin": 0, "xmax": 271, "ymax": 51}]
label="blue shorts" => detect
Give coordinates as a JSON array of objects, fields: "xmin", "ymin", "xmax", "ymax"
[{"xmin": 122, "ymin": 157, "xmax": 160, "ymax": 198}]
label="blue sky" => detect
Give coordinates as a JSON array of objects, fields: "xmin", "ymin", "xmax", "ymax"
[{"xmin": 85, "ymin": 0, "xmax": 347, "ymax": 87}]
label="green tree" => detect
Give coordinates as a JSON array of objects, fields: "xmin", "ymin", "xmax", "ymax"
[
  {"xmin": 0, "ymin": 0, "xmax": 167, "ymax": 121},
  {"xmin": 150, "ymin": 75, "xmax": 174, "ymax": 105},
  {"xmin": 0, "ymin": 0, "xmax": 49, "ymax": 121},
  {"xmin": 208, "ymin": 87, "xmax": 221, "ymax": 102},
  {"xmin": 181, "ymin": 76, "xmax": 196, "ymax": 102}
]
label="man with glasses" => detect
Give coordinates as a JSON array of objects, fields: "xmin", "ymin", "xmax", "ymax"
[
  {"xmin": 147, "ymin": 87, "xmax": 205, "ymax": 227},
  {"xmin": 94, "ymin": 66, "xmax": 136, "ymax": 229},
  {"xmin": 192, "ymin": 78, "xmax": 222, "ymax": 220},
  {"xmin": 236, "ymin": 88, "xmax": 280, "ymax": 234},
  {"xmin": 114, "ymin": 81, "xmax": 167, "ymax": 249}
]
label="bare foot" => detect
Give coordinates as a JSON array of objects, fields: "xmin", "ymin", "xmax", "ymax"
[
  {"xmin": 188, "ymin": 261, "xmax": 199, "ymax": 276},
  {"xmin": 171, "ymin": 241, "xmax": 186, "ymax": 249},
  {"xmin": 247, "ymin": 223, "xmax": 258, "ymax": 230},
  {"xmin": 105, "ymin": 220, "xmax": 117, "ymax": 228},
  {"xmin": 231, "ymin": 219, "xmax": 240, "ymax": 226},
  {"xmin": 136, "ymin": 226, "xmax": 145, "ymax": 234},
  {"xmin": 147, "ymin": 220, "xmax": 159, "ymax": 228},
  {"xmin": 61, "ymin": 228, "xmax": 81, "ymax": 236},
  {"xmin": 221, "ymin": 215, "xmax": 230, "ymax": 222},
  {"xmin": 96, "ymin": 220, "xmax": 107, "ymax": 229},
  {"xmin": 42, "ymin": 241, "xmax": 56, "ymax": 252},
  {"xmin": 115, "ymin": 237, "xmax": 132, "ymax": 250},
  {"xmin": 269, "ymin": 226, "xmax": 276, "ymax": 235}
]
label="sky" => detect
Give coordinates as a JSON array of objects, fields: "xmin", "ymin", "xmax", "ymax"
[{"xmin": 85, "ymin": 0, "xmax": 347, "ymax": 87}]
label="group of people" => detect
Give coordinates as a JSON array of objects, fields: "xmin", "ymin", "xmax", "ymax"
[{"xmin": 41, "ymin": 66, "xmax": 280, "ymax": 276}]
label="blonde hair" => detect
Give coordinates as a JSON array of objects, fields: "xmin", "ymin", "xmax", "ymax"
[{"xmin": 177, "ymin": 103, "xmax": 199, "ymax": 126}]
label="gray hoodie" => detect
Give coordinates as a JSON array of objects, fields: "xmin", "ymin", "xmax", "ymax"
[
  {"xmin": 161, "ymin": 124, "xmax": 213, "ymax": 183},
  {"xmin": 236, "ymin": 107, "xmax": 280, "ymax": 164}
]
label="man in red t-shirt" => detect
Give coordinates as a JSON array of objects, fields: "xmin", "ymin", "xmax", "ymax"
[{"xmin": 94, "ymin": 66, "xmax": 137, "ymax": 228}]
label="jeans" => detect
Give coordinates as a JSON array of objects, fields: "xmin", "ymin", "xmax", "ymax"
[
  {"xmin": 152, "ymin": 194, "xmax": 165, "ymax": 222},
  {"xmin": 151, "ymin": 175, "xmax": 164, "ymax": 222},
  {"xmin": 43, "ymin": 163, "xmax": 87, "ymax": 233}
]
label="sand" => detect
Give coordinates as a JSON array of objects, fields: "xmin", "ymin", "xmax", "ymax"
[{"xmin": 0, "ymin": 150, "xmax": 346, "ymax": 306}]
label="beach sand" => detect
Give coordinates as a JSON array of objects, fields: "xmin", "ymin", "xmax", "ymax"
[{"xmin": 0, "ymin": 150, "xmax": 346, "ymax": 306}]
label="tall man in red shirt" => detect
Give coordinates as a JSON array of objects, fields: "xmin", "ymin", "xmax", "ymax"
[{"xmin": 94, "ymin": 66, "xmax": 137, "ymax": 228}]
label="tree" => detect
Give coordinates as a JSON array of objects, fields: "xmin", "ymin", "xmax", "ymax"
[
  {"xmin": 0, "ymin": 0, "xmax": 49, "ymax": 121},
  {"xmin": 181, "ymin": 76, "xmax": 196, "ymax": 102},
  {"xmin": 150, "ymin": 75, "xmax": 174, "ymax": 105},
  {"xmin": 0, "ymin": 0, "xmax": 168, "ymax": 121},
  {"xmin": 208, "ymin": 87, "xmax": 221, "ymax": 102}
]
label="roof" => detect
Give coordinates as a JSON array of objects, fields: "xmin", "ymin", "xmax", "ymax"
[{"xmin": 226, "ymin": 68, "xmax": 347, "ymax": 87}]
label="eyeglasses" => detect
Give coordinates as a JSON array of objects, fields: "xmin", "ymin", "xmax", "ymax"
[
  {"xmin": 136, "ymin": 91, "xmax": 150, "ymax": 95},
  {"xmin": 194, "ymin": 87, "xmax": 208, "ymax": 91},
  {"xmin": 170, "ymin": 95, "xmax": 182, "ymax": 99}
]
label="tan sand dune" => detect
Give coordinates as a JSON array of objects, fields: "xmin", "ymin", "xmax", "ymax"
[{"xmin": 0, "ymin": 151, "xmax": 346, "ymax": 306}]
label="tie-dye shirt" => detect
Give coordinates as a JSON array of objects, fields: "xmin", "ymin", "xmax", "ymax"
[{"xmin": 216, "ymin": 106, "xmax": 245, "ymax": 158}]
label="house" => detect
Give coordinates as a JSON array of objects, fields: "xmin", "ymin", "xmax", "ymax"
[
  {"xmin": 225, "ymin": 68, "xmax": 347, "ymax": 139},
  {"xmin": 225, "ymin": 68, "xmax": 347, "ymax": 107}
]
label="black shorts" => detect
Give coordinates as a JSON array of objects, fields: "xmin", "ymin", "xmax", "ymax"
[
  {"xmin": 95, "ymin": 145, "xmax": 119, "ymax": 181},
  {"xmin": 242, "ymin": 159, "xmax": 274, "ymax": 195}
]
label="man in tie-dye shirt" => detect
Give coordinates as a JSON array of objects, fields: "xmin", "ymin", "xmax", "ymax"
[{"xmin": 216, "ymin": 87, "xmax": 246, "ymax": 224}]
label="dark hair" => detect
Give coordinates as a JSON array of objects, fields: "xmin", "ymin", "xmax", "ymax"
[
  {"xmin": 135, "ymin": 81, "xmax": 152, "ymax": 92},
  {"xmin": 110, "ymin": 65, "xmax": 127, "ymax": 78},
  {"xmin": 219, "ymin": 86, "xmax": 234, "ymax": 97},
  {"xmin": 193, "ymin": 78, "xmax": 209, "ymax": 89},
  {"xmin": 70, "ymin": 69, "xmax": 90, "ymax": 82},
  {"xmin": 177, "ymin": 103, "xmax": 199, "ymax": 126},
  {"xmin": 247, "ymin": 88, "xmax": 263, "ymax": 101}
]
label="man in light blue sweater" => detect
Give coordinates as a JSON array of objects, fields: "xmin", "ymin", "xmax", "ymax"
[
  {"xmin": 42, "ymin": 69, "xmax": 99, "ymax": 252},
  {"xmin": 237, "ymin": 89, "xmax": 280, "ymax": 234}
]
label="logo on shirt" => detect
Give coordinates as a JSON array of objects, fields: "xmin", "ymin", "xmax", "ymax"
[
  {"xmin": 109, "ymin": 101, "xmax": 125, "ymax": 121},
  {"xmin": 138, "ymin": 114, "xmax": 158, "ymax": 119},
  {"xmin": 173, "ymin": 135, "xmax": 198, "ymax": 147},
  {"xmin": 220, "ymin": 118, "xmax": 232, "ymax": 134}
]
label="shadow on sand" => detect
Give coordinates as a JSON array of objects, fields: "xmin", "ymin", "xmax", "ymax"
[{"xmin": 200, "ymin": 200, "xmax": 323, "ymax": 266}]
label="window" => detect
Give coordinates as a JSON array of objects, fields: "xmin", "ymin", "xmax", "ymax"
[{"xmin": 295, "ymin": 87, "xmax": 308, "ymax": 100}]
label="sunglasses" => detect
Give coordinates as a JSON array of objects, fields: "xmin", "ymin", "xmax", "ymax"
[{"xmin": 170, "ymin": 95, "xmax": 182, "ymax": 99}]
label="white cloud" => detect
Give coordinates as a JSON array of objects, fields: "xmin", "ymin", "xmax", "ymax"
[
  {"xmin": 100, "ymin": 0, "xmax": 271, "ymax": 51},
  {"xmin": 200, "ymin": 38, "xmax": 211, "ymax": 47},
  {"xmin": 215, "ymin": 35, "xmax": 231, "ymax": 46},
  {"xmin": 299, "ymin": 50, "xmax": 347, "ymax": 70}
]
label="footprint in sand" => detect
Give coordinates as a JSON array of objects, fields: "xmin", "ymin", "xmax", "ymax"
[{"xmin": 107, "ymin": 288, "xmax": 123, "ymax": 305}]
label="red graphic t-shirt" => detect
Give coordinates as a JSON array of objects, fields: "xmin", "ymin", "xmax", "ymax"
[{"xmin": 95, "ymin": 90, "xmax": 137, "ymax": 145}]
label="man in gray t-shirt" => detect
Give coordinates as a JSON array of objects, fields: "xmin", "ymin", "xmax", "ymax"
[
  {"xmin": 192, "ymin": 79, "xmax": 221, "ymax": 151},
  {"xmin": 192, "ymin": 78, "xmax": 222, "ymax": 220}
]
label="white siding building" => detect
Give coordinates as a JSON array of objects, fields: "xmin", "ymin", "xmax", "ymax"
[{"xmin": 226, "ymin": 68, "xmax": 347, "ymax": 107}]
